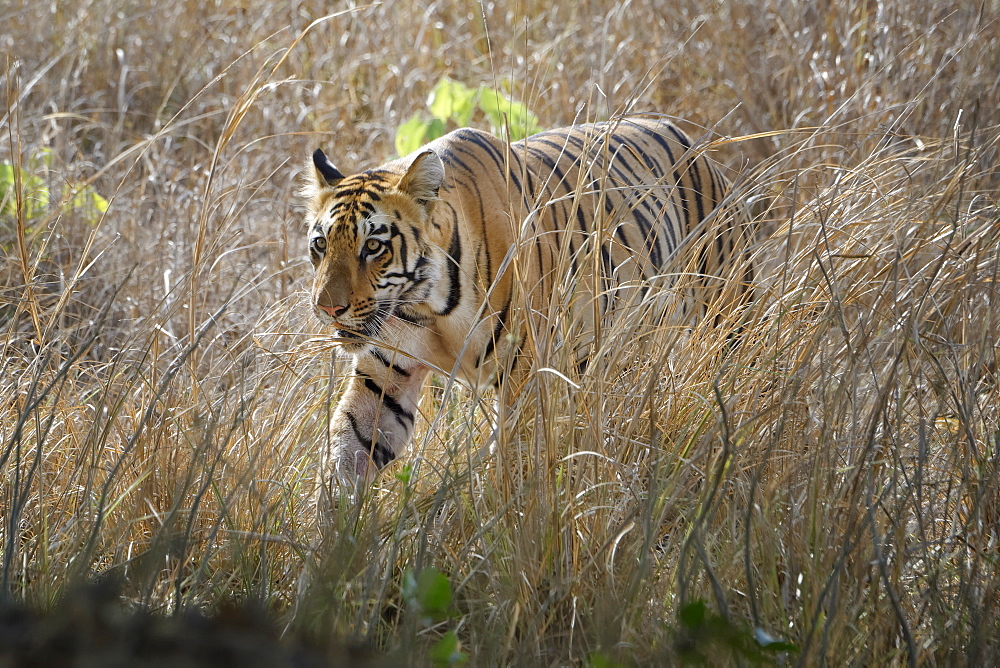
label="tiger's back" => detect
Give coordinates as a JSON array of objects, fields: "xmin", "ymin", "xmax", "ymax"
[{"xmin": 304, "ymin": 115, "xmax": 753, "ymax": 487}]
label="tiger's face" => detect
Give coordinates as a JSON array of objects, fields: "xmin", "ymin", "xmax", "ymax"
[{"xmin": 305, "ymin": 148, "xmax": 445, "ymax": 352}]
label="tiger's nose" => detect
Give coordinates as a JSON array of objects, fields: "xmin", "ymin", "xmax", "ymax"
[{"xmin": 318, "ymin": 303, "xmax": 348, "ymax": 318}]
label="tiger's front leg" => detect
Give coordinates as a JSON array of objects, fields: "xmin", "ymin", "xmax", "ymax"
[{"xmin": 319, "ymin": 349, "xmax": 429, "ymax": 491}]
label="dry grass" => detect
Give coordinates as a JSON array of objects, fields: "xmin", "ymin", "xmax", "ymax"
[{"xmin": 2, "ymin": 0, "xmax": 999, "ymax": 664}]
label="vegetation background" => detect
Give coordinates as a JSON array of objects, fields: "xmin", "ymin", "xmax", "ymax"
[{"xmin": 2, "ymin": 0, "xmax": 998, "ymax": 664}]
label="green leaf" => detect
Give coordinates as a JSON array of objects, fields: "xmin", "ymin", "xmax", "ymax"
[
  {"xmin": 0, "ymin": 164, "xmax": 14, "ymax": 216},
  {"xmin": 1, "ymin": 162, "xmax": 50, "ymax": 220},
  {"xmin": 754, "ymin": 628, "xmax": 800, "ymax": 653},
  {"xmin": 428, "ymin": 77, "xmax": 477, "ymax": 127},
  {"xmin": 91, "ymin": 191, "xmax": 109, "ymax": 214},
  {"xmin": 679, "ymin": 599, "xmax": 707, "ymax": 629},
  {"xmin": 426, "ymin": 117, "xmax": 447, "ymax": 143},
  {"xmin": 395, "ymin": 113, "xmax": 431, "ymax": 157},
  {"xmin": 32, "ymin": 148, "xmax": 54, "ymax": 170},
  {"xmin": 415, "ymin": 568, "xmax": 453, "ymax": 617},
  {"xmin": 428, "ymin": 631, "xmax": 467, "ymax": 666},
  {"xmin": 477, "ymin": 86, "xmax": 542, "ymax": 140},
  {"xmin": 68, "ymin": 185, "xmax": 108, "ymax": 224},
  {"xmin": 403, "ymin": 567, "xmax": 454, "ymax": 625},
  {"xmin": 587, "ymin": 651, "xmax": 624, "ymax": 668},
  {"xmin": 394, "ymin": 464, "xmax": 413, "ymax": 484}
]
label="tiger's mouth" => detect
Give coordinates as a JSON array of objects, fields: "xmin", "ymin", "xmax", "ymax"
[
  {"xmin": 328, "ymin": 326, "xmax": 372, "ymax": 356},
  {"xmin": 331, "ymin": 303, "xmax": 392, "ymax": 348},
  {"xmin": 333, "ymin": 328, "xmax": 365, "ymax": 342}
]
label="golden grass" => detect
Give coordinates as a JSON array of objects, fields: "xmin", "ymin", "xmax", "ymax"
[{"xmin": 2, "ymin": 0, "xmax": 999, "ymax": 664}]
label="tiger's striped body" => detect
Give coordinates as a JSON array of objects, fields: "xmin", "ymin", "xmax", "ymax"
[{"xmin": 303, "ymin": 116, "xmax": 752, "ymax": 486}]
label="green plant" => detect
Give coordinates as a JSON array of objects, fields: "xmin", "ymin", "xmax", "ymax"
[
  {"xmin": 394, "ymin": 77, "xmax": 543, "ymax": 156},
  {"xmin": 0, "ymin": 153, "xmax": 108, "ymax": 232},
  {"xmin": 0, "ymin": 162, "xmax": 49, "ymax": 220},
  {"xmin": 674, "ymin": 600, "xmax": 798, "ymax": 665},
  {"xmin": 402, "ymin": 567, "xmax": 466, "ymax": 666}
]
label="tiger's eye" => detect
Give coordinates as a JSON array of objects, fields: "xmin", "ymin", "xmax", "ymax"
[
  {"xmin": 312, "ymin": 237, "xmax": 327, "ymax": 253},
  {"xmin": 365, "ymin": 238, "xmax": 382, "ymax": 253}
]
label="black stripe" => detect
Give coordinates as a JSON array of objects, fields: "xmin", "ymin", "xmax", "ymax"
[
  {"xmin": 451, "ymin": 129, "xmax": 525, "ymax": 195},
  {"xmin": 393, "ymin": 308, "xmax": 427, "ymax": 326},
  {"xmin": 602, "ymin": 133, "xmax": 669, "ymax": 253},
  {"xmin": 620, "ymin": 122, "xmax": 693, "ymax": 235},
  {"xmin": 363, "ymin": 377, "xmax": 414, "ymax": 426},
  {"xmin": 370, "ymin": 348, "xmax": 411, "ymax": 377},
  {"xmin": 438, "ymin": 147, "xmax": 475, "ymax": 174},
  {"xmin": 542, "ymin": 130, "xmax": 639, "ymax": 194},
  {"xmin": 371, "ymin": 440, "xmax": 396, "ymax": 469},
  {"xmin": 654, "ymin": 122, "xmax": 687, "ymax": 149},
  {"xmin": 535, "ymin": 227, "xmax": 546, "ymax": 279},
  {"xmin": 653, "ymin": 188, "xmax": 680, "ymax": 260},
  {"xmin": 394, "ymin": 225, "xmax": 409, "ymax": 270},
  {"xmin": 345, "ymin": 412, "xmax": 396, "ymax": 469},
  {"xmin": 452, "ymin": 129, "xmax": 504, "ymax": 171},
  {"xmin": 444, "ymin": 140, "xmax": 495, "ymax": 176},
  {"xmin": 594, "ymin": 148, "xmax": 662, "ymax": 269},
  {"xmin": 437, "ymin": 222, "xmax": 462, "ymax": 315},
  {"xmin": 542, "ymin": 132, "xmax": 670, "ymax": 267},
  {"xmin": 345, "ymin": 411, "xmax": 370, "ymax": 445},
  {"xmin": 600, "ymin": 239, "xmax": 613, "ymax": 313},
  {"xmin": 335, "ymin": 186, "xmax": 383, "ymax": 201},
  {"xmin": 686, "ymin": 158, "xmax": 706, "ymax": 223},
  {"xmin": 444, "ymin": 171, "xmax": 489, "ymax": 281},
  {"xmin": 505, "ymin": 146, "xmax": 535, "ymax": 212},
  {"xmin": 705, "ymin": 158, "xmax": 721, "ymax": 203},
  {"xmin": 526, "ymin": 126, "xmax": 676, "ymax": 276}
]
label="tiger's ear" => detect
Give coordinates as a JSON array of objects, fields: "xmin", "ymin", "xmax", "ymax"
[
  {"xmin": 398, "ymin": 149, "xmax": 444, "ymax": 203},
  {"xmin": 312, "ymin": 148, "xmax": 344, "ymax": 186}
]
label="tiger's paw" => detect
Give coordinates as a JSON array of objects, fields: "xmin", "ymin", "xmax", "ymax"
[
  {"xmin": 314, "ymin": 427, "xmax": 401, "ymax": 508},
  {"xmin": 315, "ymin": 444, "xmax": 375, "ymax": 514}
]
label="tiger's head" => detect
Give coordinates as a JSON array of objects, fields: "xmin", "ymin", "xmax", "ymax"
[{"xmin": 303, "ymin": 148, "xmax": 445, "ymax": 353}]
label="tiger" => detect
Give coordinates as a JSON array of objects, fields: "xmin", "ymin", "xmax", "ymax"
[{"xmin": 302, "ymin": 115, "xmax": 754, "ymax": 490}]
